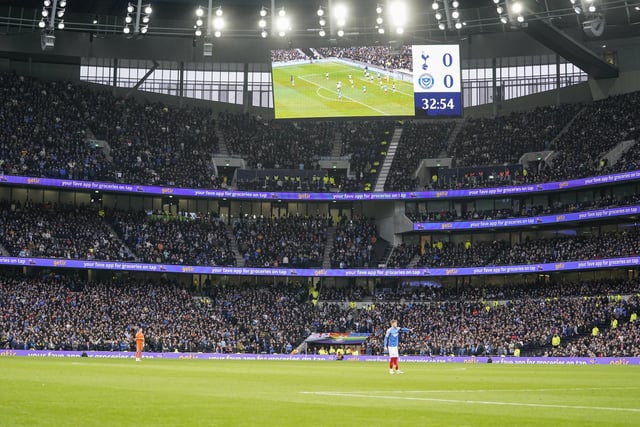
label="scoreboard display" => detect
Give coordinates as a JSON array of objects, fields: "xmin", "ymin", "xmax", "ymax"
[
  {"xmin": 271, "ymin": 44, "xmax": 462, "ymax": 119},
  {"xmin": 412, "ymin": 44, "xmax": 462, "ymax": 117}
]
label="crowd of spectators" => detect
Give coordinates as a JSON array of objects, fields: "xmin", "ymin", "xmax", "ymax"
[
  {"xmin": 108, "ymin": 210, "xmax": 235, "ymax": 266},
  {"xmin": 386, "ymin": 243, "xmax": 420, "ymax": 268},
  {"xmin": 540, "ymin": 91, "xmax": 640, "ymax": 182},
  {"xmin": 1, "ymin": 274, "xmax": 638, "ymax": 358},
  {"xmin": 385, "ymin": 121, "xmax": 455, "ymax": 191},
  {"xmin": 408, "ymin": 193, "xmax": 640, "ymax": 223},
  {"xmin": 0, "ymin": 200, "xmax": 130, "ymax": 260},
  {"xmin": 448, "ymin": 104, "xmax": 581, "ymax": 168},
  {"xmin": 217, "ymin": 112, "xmax": 334, "ymax": 170},
  {"xmin": 417, "ymin": 229, "xmax": 640, "ymax": 268},
  {"xmin": 0, "ymin": 72, "xmax": 221, "ymax": 188},
  {"xmin": 270, "ymin": 49, "xmax": 309, "ymax": 63},
  {"xmin": 330, "ymin": 215, "xmax": 386, "ymax": 268},
  {"xmin": 339, "ymin": 120, "xmax": 398, "ymax": 191},
  {"xmin": 233, "ymin": 215, "xmax": 331, "ymax": 268},
  {"xmin": 317, "ymin": 46, "xmax": 412, "ymax": 71}
]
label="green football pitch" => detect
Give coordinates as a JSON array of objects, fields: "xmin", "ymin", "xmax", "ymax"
[
  {"xmin": 1, "ymin": 358, "xmax": 639, "ymax": 426},
  {"xmin": 272, "ymin": 61, "xmax": 414, "ymax": 119}
]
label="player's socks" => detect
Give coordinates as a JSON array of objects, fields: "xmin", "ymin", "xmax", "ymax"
[{"xmin": 389, "ymin": 369, "xmax": 394, "ymax": 374}]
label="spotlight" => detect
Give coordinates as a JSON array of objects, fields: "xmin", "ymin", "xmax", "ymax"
[
  {"xmin": 44, "ymin": 0, "xmax": 51, "ymax": 6},
  {"xmin": 278, "ymin": 30, "xmax": 285, "ymax": 37},
  {"xmin": 376, "ymin": 17, "xmax": 383, "ymax": 24},
  {"xmin": 260, "ymin": 7, "xmax": 267, "ymax": 17},
  {"xmin": 337, "ymin": 18, "xmax": 346, "ymax": 27},
  {"xmin": 127, "ymin": 4, "xmax": 134, "ymax": 13},
  {"xmin": 438, "ymin": 22, "xmax": 446, "ymax": 30},
  {"xmin": 259, "ymin": 18, "xmax": 267, "ymax": 28},
  {"xmin": 196, "ymin": 7, "xmax": 204, "ymax": 17},
  {"xmin": 125, "ymin": 15, "xmax": 132, "ymax": 24},
  {"xmin": 123, "ymin": 26, "xmax": 130, "ymax": 33},
  {"xmin": 337, "ymin": 29, "xmax": 344, "ymax": 36},
  {"xmin": 215, "ymin": 7, "xmax": 223, "ymax": 16},
  {"xmin": 432, "ymin": 1, "xmax": 439, "ymax": 10},
  {"xmin": 452, "ymin": 10, "xmax": 459, "ymax": 19},
  {"xmin": 57, "ymin": 10, "xmax": 65, "ymax": 18},
  {"xmin": 261, "ymin": 30, "xmax": 268, "ymax": 38},
  {"xmin": 142, "ymin": 16, "xmax": 150, "ymax": 24},
  {"xmin": 319, "ymin": 29, "xmax": 326, "ymax": 37},
  {"xmin": 496, "ymin": 6, "xmax": 503, "ymax": 14},
  {"xmin": 588, "ymin": 5, "xmax": 596, "ymax": 12},
  {"xmin": 92, "ymin": 16, "xmax": 98, "ymax": 25},
  {"xmin": 317, "ymin": 7, "xmax": 324, "ymax": 16},
  {"xmin": 435, "ymin": 12, "xmax": 442, "ymax": 20},
  {"xmin": 59, "ymin": 0, "xmax": 66, "ymax": 7},
  {"xmin": 144, "ymin": 6, "xmax": 153, "ymax": 15},
  {"xmin": 454, "ymin": 21, "xmax": 462, "ymax": 29},
  {"xmin": 42, "ymin": 9, "xmax": 49, "ymax": 17},
  {"xmin": 214, "ymin": 30, "xmax": 221, "ymax": 37},
  {"xmin": 319, "ymin": 18, "xmax": 326, "ymax": 26},
  {"xmin": 196, "ymin": 18, "xmax": 203, "ymax": 27},
  {"xmin": 511, "ymin": 2, "xmax": 523, "ymax": 14},
  {"xmin": 378, "ymin": 27, "xmax": 385, "ymax": 34},
  {"xmin": 140, "ymin": 25, "xmax": 148, "ymax": 34},
  {"xmin": 278, "ymin": 8, "xmax": 286, "ymax": 17},
  {"xmin": 500, "ymin": 16, "xmax": 508, "ymax": 24},
  {"xmin": 38, "ymin": 20, "xmax": 46, "ymax": 28},
  {"xmin": 376, "ymin": 5, "xmax": 383, "ymax": 14},
  {"xmin": 396, "ymin": 27, "xmax": 404, "ymax": 34},
  {"xmin": 57, "ymin": 20, "xmax": 64, "ymax": 29},
  {"xmin": 452, "ymin": 0, "xmax": 459, "ymax": 8},
  {"xmin": 517, "ymin": 15, "xmax": 524, "ymax": 22},
  {"xmin": 195, "ymin": 29, "xmax": 202, "ymax": 36}
]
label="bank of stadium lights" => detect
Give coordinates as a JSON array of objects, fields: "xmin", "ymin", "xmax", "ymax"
[
  {"xmin": 317, "ymin": 6, "xmax": 327, "ymax": 37},
  {"xmin": 333, "ymin": 3, "xmax": 347, "ymax": 37},
  {"xmin": 494, "ymin": 0, "xmax": 509, "ymax": 24},
  {"xmin": 193, "ymin": 4, "xmax": 223, "ymax": 39},
  {"xmin": 570, "ymin": 0, "xmax": 597, "ymax": 14},
  {"xmin": 433, "ymin": 0, "xmax": 463, "ymax": 31},
  {"xmin": 123, "ymin": 1, "xmax": 152, "ymax": 35},
  {"xmin": 258, "ymin": 6, "xmax": 269, "ymax": 38},
  {"xmin": 38, "ymin": 0, "xmax": 67, "ymax": 50},
  {"xmin": 276, "ymin": 7, "xmax": 290, "ymax": 38},
  {"xmin": 375, "ymin": 4, "xmax": 385, "ymax": 34},
  {"xmin": 510, "ymin": 1, "xmax": 525, "ymax": 23}
]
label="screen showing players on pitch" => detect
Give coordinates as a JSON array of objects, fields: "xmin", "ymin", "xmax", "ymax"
[{"xmin": 270, "ymin": 45, "xmax": 461, "ymax": 120}]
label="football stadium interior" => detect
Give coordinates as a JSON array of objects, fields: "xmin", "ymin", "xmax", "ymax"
[{"xmin": 1, "ymin": 0, "xmax": 640, "ymax": 425}]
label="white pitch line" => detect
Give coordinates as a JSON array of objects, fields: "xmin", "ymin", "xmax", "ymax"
[
  {"xmin": 304, "ymin": 386, "xmax": 639, "ymax": 395},
  {"xmin": 301, "ymin": 391, "xmax": 640, "ymax": 413},
  {"xmin": 297, "ymin": 75, "xmax": 390, "ymax": 116}
]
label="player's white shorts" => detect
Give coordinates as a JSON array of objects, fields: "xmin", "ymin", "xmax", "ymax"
[{"xmin": 388, "ymin": 346, "xmax": 399, "ymax": 358}]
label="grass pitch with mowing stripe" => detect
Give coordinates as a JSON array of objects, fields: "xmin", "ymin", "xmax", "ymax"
[
  {"xmin": 272, "ymin": 61, "xmax": 414, "ymax": 119},
  {"xmin": 1, "ymin": 358, "xmax": 639, "ymax": 426}
]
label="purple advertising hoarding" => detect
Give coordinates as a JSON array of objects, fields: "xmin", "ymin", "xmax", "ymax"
[
  {"xmin": 414, "ymin": 205, "xmax": 640, "ymax": 231},
  {"xmin": 1, "ymin": 255, "xmax": 638, "ymax": 277},
  {"xmin": 1, "ymin": 169, "xmax": 639, "ymax": 201},
  {"xmin": 2, "ymin": 350, "xmax": 638, "ymax": 365}
]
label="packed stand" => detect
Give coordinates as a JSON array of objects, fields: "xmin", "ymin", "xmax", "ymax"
[
  {"xmin": 217, "ymin": 112, "xmax": 334, "ymax": 170},
  {"xmin": 448, "ymin": 104, "xmax": 581, "ymax": 168},
  {"xmin": 1, "ymin": 274, "xmax": 638, "ymax": 357},
  {"xmin": 408, "ymin": 193, "xmax": 640, "ymax": 223},
  {"xmin": 417, "ymin": 229, "xmax": 640, "ymax": 268},
  {"xmin": 317, "ymin": 46, "xmax": 412, "ymax": 71},
  {"xmin": 108, "ymin": 210, "xmax": 235, "ymax": 266},
  {"xmin": 0, "ymin": 200, "xmax": 130, "ymax": 260},
  {"xmin": 384, "ymin": 121, "xmax": 455, "ymax": 191},
  {"xmin": 0, "ymin": 72, "xmax": 221, "ymax": 188},
  {"xmin": 270, "ymin": 49, "xmax": 310, "ymax": 63},
  {"xmin": 330, "ymin": 215, "xmax": 387, "ymax": 268},
  {"xmin": 541, "ymin": 91, "xmax": 640, "ymax": 182},
  {"xmin": 339, "ymin": 120, "xmax": 398, "ymax": 191},
  {"xmin": 386, "ymin": 243, "xmax": 420, "ymax": 268},
  {"xmin": 233, "ymin": 215, "xmax": 331, "ymax": 268}
]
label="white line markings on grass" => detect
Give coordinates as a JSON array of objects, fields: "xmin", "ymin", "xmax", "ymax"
[
  {"xmin": 301, "ymin": 389, "xmax": 640, "ymax": 413},
  {"xmin": 297, "ymin": 74, "xmax": 391, "ymax": 116}
]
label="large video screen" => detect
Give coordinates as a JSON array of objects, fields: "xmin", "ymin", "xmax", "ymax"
[{"xmin": 271, "ymin": 45, "xmax": 461, "ymax": 119}]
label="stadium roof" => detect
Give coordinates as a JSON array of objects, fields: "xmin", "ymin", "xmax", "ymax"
[{"xmin": 2, "ymin": 0, "xmax": 639, "ymax": 41}]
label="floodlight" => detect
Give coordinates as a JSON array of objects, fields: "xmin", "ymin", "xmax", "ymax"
[
  {"xmin": 196, "ymin": 8, "xmax": 204, "ymax": 17},
  {"xmin": 127, "ymin": 4, "xmax": 134, "ymax": 13},
  {"xmin": 261, "ymin": 30, "xmax": 268, "ymax": 38},
  {"xmin": 57, "ymin": 9, "xmax": 65, "ymax": 18},
  {"xmin": 496, "ymin": 6, "xmax": 503, "ymax": 14},
  {"xmin": 438, "ymin": 22, "xmax": 446, "ymax": 30},
  {"xmin": 337, "ymin": 29, "xmax": 344, "ymax": 36},
  {"xmin": 125, "ymin": 15, "xmax": 132, "ymax": 24},
  {"xmin": 511, "ymin": 2, "xmax": 523, "ymax": 14},
  {"xmin": 213, "ymin": 16, "xmax": 225, "ymax": 30},
  {"xmin": 588, "ymin": 5, "xmax": 596, "ymax": 12},
  {"xmin": 57, "ymin": 20, "xmax": 64, "ymax": 29},
  {"xmin": 140, "ymin": 25, "xmax": 148, "ymax": 34},
  {"xmin": 337, "ymin": 18, "xmax": 346, "ymax": 27},
  {"xmin": 435, "ymin": 12, "xmax": 442, "ymax": 20},
  {"xmin": 145, "ymin": 6, "xmax": 153, "ymax": 15},
  {"xmin": 390, "ymin": 1, "xmax": 408, "ymax": 27},
  {"xmin": 278, "ymin": 8, "xmax": 286, "ymax": 17},
  {"xmin": 123, "ymin": 26, "xmax": 130, "ymax": 33},
  {"xmin": 500, "ymin": 16, "xmax": 508, "ymax": 24},
  {"xmin": 259, "ymin": 18, "xmax": 267, "ymax": 28},
  {"xmin": 319, "ymin": 29, "xmax": 326, "ymax": 36},
  {"xmin": 214, "ymin": 30, "xmax": 221, "ymax": 37},
  {"xmin": 142, "ymin": 16, "xmax": 150, "ymax": 24},
  {"xmin": 260, "ymin": 7, "xmax": 267, "ymax": 17},
  {"xmin": 378, "ymin": 27, "xmax": 385, "ymax": 34},
  {"xmin": 42, "ymin": 9, "xmax": 49, "ymax": 17},
  {"xmin": 452, "ymin": 10, "xmax": 459, "ymax": 19},
  {"xmin": 38, "ymin": 20, "xmax": 46, "ymax": 28},
  {"xmin": 319, "ymin": 18, "xmax": 326, "ymax": 26},
  {"xmin": 333, "ymin": 4, "xmax": 347, "ymax": 19},
  {"xmin": 376, "ymin": 17, "xmax": 383, "ymax": 24},
  {"xmin": 44, "ymin": 0, "xmax": 51, "ymax": 6},
  {"xmin": 196, "ymin": 18, "xmax": 203, "ymax": 27},
  {"xmin": 59, "ymin": 0, "xmax": 66, "ymax": 7},
  {"xmin": 215, "ymin": 7, "xmax": 223, "ymax": 16},
  {"xmin": 452, "ymin": 1, "xmax": 459, "ymax": 8},
  {"xmin": 376, "ymin": 5, "xmax": 383, "ymax": 14},
  {"xmin": 195, "ymin": 29, "xmax": 202, "ymax": 36},
  {"xmin": 454, "ymin": 21, "xmax": 462, "ymax": 29},
  {"xmin": 396, "ymin": 27, "xmax": 404, "ymax": 34},
  {"xmin": 432, "ymin": 2, "xmax": 439, "ymax": 10},
  {"xmin": 516, "ymin": 14, "xmax": 524, "ymax": 22},
  {"xmin": 317, "ymin": 7, "xmax": 324, "ymax": 16}
]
